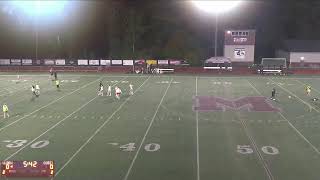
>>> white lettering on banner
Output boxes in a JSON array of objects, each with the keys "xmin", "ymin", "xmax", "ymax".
[{"xmin": 233, "ymin": 38, "xmax": 247, "ymax": 43}]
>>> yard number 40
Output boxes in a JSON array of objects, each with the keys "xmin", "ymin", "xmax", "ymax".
[{"xmin": 237, "ymin": 145, "xmax": 279, "ymax": 155}]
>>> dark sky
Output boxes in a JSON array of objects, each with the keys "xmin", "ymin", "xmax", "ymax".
[{"xmin": 0, "ymin": 0, "xmax": 319, "ymax": 63}]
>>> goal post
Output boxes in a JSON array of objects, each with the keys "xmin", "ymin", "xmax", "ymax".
[{"xmin": 261, "ymin": 58, "xmax": 287, "ymax": 69}]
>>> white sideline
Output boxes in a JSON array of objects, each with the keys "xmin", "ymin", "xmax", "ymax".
[
  {"xmin": 246, "ymin": 79, "xmax": 320, "ymax": 155},
  {"xmin": 0, "ymin": 77, "xmax": 102, "ymax": 132},
  {"xmin": 54, "ymin": 76, "xmax": 150, "ymax": 177},
  {"xmin": 4, "ymin": 77, "xmax": 128, "ymax": 160},
  {"xmin": 123, "ymin": 78, "xmax": 173, "ymax": 180},
  {"xmin": 195, "ymin": 77, "xmax": 200, "ymax": 180}
]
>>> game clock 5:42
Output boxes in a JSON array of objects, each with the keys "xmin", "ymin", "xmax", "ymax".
[{"xmin": 1, "ymin": 160, "xmax": 54, "ymax": 178}]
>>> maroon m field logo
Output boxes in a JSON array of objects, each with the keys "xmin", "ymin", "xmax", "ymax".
[{"xmin": 193, "ymin": 96, "xmax": 280, "ymax": 112}]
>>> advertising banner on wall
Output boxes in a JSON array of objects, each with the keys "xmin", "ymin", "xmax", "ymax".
[
  {"xmin": 134, "ymin": 60, "xmax": 145, "ymax": 65},
  {"xmin": 100, "ymin": 60, "xmax": 111, "ymax": 66},
  {"xmin": 78, "ymin": 59, "xmax": 88, "ymax": 65},
  {"xmin": 146, "ymin": 60, "xmax": 157, "ymax": 65},
  {"xmin": 111, "ymin": 60, "xmax": 122, "ymax": 65},
  {"xmin": 123, "ymin": 60, "xmax": 134, "ymax": 66},
  {"xmin": 22, "ymin": 59, "xmax": 33, "ymax": 65},
  {"xmin": 44, "ymin": 59, "xmax": 55, "ymax": 65},
  {"xmin": 169, "ymin": 60, "xmax": 181, "ymax": 65},
  {"xmin": 55, "ymin": 59, "xmax": 66, "ymax": 65},
  {"xmin": 10, "ymin": 59, "xmax": 21, "ymax": 65},
  {"xmin": 89, "ymin": 60, "xmax": 100, "ymax": 65},
  {"xmin": 158, "ymin": 60, "xmax": 168, "ymax": 65},
  {"xmin": 0, "ymin": 59, "xmax": 10, "ymax": 65}
]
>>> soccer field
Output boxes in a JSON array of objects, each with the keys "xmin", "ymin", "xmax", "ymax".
[{"xmin": 1, "ymin": 73, "xmax": 320, "ymax": 180}]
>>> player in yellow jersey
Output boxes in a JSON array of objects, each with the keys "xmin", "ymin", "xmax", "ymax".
[
  {"xmin": 2, "ymin": 104, "xmax": 9, "ymax": 119},
  {"xmin": 55, "ymin": 80, "xmax": 60, "ymax": 90},
  {"xmin": 306, "ymin": 85, "xmax": 311, "ymax": 96}
]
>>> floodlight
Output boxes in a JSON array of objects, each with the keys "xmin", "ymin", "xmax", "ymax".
[
  {"xmin": 7, "ymin": 1, "xmax": 68, "ymax": 17},
  {"xmin": 191, "ymin": 1, "xmax": 241, "ymax": 14}
]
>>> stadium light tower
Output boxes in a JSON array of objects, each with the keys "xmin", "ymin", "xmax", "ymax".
[
  {"xmin": 3, "ymin": 0, "xmax": 69, "ymax": 60},
  {"xmin": 191, "ymin": 1, "xmax": 242, "ymax": 57}
]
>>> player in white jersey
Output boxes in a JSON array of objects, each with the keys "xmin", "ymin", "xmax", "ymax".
[
  {"xmin": 35, "ymin": 84, "xmax": 40, "ymax": 96},
  {"xmin": 129, "ymin": 83, "xmax": 133, "ymax": 95},
  {"xmin": 98, "ymin": 83, "xmax": 104, "ymax": 96},
  {"xmin": 107, "ymin": 85, "xmax": 112, "ymax": 96},
  {"xmin": 115, "ymin": 86, "xmax": 122, "ymax": 100}
]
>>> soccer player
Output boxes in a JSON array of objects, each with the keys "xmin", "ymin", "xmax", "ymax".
[
  {"xmin": 55, "ymin": 80, "xmax": 60, "ymax": 89},
  {"xmin": 271, "ymin": 88, "xmax": 276, "ymax": 101},
  {"xmin": 2, "ymin": 104, "xmax": 9, "ymax": 119},
  {"xmin": 129, "ymin": 83, "xmax": 134, "ymax": 95},
  {"xmin": 107, "ymin": 85, "xmax": 112, "ymax": 96},
  {"xmin": 35, "ymin": 84, "xmax": 40, "ymax": 96},
  {"xmin": 31, "ymin": 85, "xmax": 36, "ymax": 96},
  {"xmin": 54, "ymin": 72, "xmax": 58, "ymax": 81},
  {"xmin": 98, "ymin": 83, "xmax": 104, "ymax": 96},
  {"xmin": 306, "ymin": 85, "xmax": 311, "ymax": 96},
  {"xmin": 115, "ymin": 86, "xmax": 122, "ymax": 100}
]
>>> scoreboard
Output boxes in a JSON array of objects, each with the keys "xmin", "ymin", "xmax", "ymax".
[
  {"xmin": 224, "ymin": 29, "xmax": 256, "ymax": 66},
  {"xmin": 1, "ymin": 161, "xmax": 54, "ymax": 178}
]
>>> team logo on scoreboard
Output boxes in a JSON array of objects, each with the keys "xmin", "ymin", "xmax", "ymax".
[
  {"xmin": 193, "ymin": 96, "xmax": 280, "ymax": 112},
  {"xmin": 234, "ymin": 48, "xmax": 246, "ymax": 59}
]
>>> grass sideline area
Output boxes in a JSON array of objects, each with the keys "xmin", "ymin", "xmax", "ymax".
[{"xmin": 0, "ymin": 73, "xmax": 320, "ymax": 180}]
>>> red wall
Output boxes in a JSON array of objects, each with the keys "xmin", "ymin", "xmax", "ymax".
[{"xmin": 1, "ymin": 66, "xmax": 320, "ymax": 75}]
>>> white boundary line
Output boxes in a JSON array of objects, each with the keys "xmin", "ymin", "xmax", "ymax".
[
  {"xmin": 4, "ymin": 77, "xmax": 128, "ymax": 160},
  {"xmin": 0, "ymin": 77, "xmax": 103, "ymax": 132},
  {"xmin": 246, "ymin": 79, "xmax": 320, "ymax": 155},
  {"xmin": 123, "ymin": 78, "xmax": 173, "ymax": 180},
  {"xmin": 267, "ymin": 78, "xmax": 319, "ymax": 113},
  {"xmin": 54, "ymin": 76, "xmax": 150, "ymax": 177},
  {"xmin": 195, "ymin": 77, "xmax": 200, "ymax": 180}
]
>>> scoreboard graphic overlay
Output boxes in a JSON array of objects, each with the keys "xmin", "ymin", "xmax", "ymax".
[{"xmin": 1, "ymin": 161, "xmax": 54, "ymax": 178}]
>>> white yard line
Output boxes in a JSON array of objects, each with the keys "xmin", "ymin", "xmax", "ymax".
[
  {"xmin": 246, "ymin": 79, "xmax": 320, "ymax": 155},
  {"xmin": 196, "ymin": 77, "xmax": 200, "ymax": 180},
  {"xmin": 4, "ymin": 77, "xmax": 128, "ymax": 161},
  {"xmin": 123, "ymin": 78, "xmax": 173, "ymax": 180},
  {"xmin": 237, "ymin": 113, "xmax": 274, "ymax": 180},
  {"xmin": 0, "ymin": 77, "xmax": 102, "ymax": 132},
  {"xmin": 218, "ymin": 78, "xmax": 273, "ymax": 180},
  {"xmin": 54, "ymin": 76, "xmax": 150, "ymax": 177},
  {"xmin": 268, "ymin": 78, "xmax": 320, "ymax": 113}
]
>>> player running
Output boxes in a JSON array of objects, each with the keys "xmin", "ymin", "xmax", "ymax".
[
  {"xmin": 55, "ymin": 80, "xmax": 60, "ymax": 90},
  {"xmin": 115, "ymin": 86, "xmax": 122, "ymax": 100},
  {"xmin": 31, "ymin": 85, "xmax": 36, "ymax": 96},
  {"xmin": 107, "ymin": 85, "xmax": 112, "ymax": 96},
  {"xmin": 306, "ymin": 85, "xmax": 311, "ymax": 96},
  {"xmin": 271, "ymin": 88, "xmax": 276, "ymax": 101},
  {"xmin": 98, "ymin": 82, "xmax": 104, "ymax": 96},
  {"xmin": 35, "ymin": 84, "xmax": 40, "ymax": 96},
  {"xmin": 2, "ymin": 104, "xmax": 9, "ymax": 119},
  {"xmin": 129, "ymin": 83, "xmax": 133, "ymax": 95}
]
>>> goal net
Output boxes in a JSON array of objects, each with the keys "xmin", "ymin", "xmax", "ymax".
[{"xmin": 261, "ymin": 58, "xmax": 287, "ymax": 69}]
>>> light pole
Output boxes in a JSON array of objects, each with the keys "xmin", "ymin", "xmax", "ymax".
[{"xmin": 192, "ymin": 1, "xmax": 242, "ymax": 57}]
